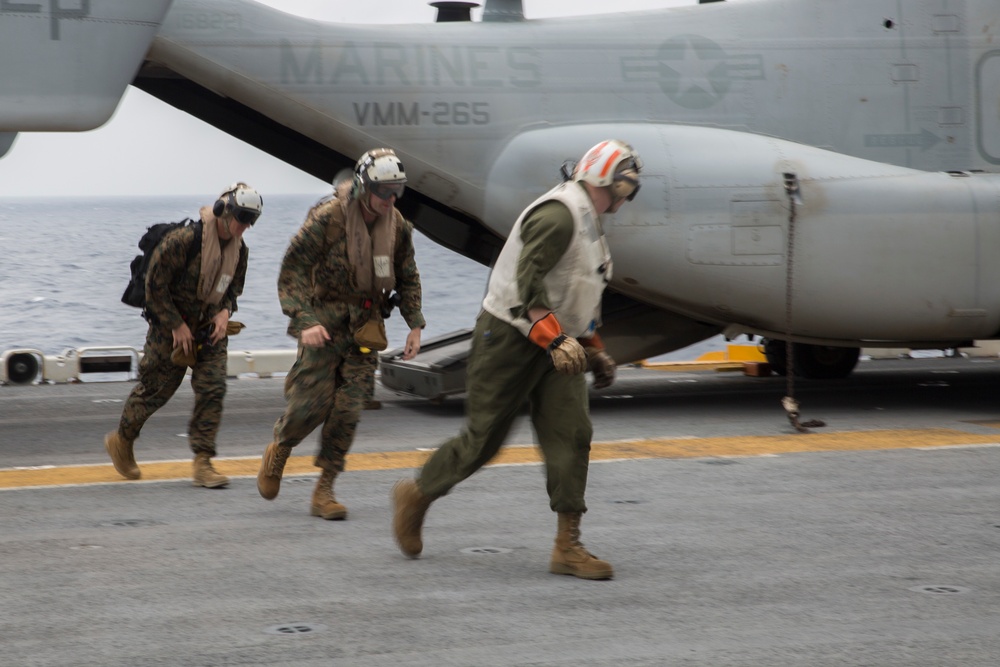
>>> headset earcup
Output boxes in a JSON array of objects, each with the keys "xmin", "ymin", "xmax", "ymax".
[{"xmin": 212, "ymin": 198, "xmax": 226, "ymax": 217}]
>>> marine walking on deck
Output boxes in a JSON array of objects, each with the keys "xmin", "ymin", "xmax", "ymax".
[
  {"xmin": 104, "ymin": 182, "xmax": 262, "ymax": 488},
  {"xmin": 257, "ymin": 148, "xmax": 425, "ymax": 520},
  {"xmin": 392, "ymin": 140, "xmax": 642, "ymax": 580}
]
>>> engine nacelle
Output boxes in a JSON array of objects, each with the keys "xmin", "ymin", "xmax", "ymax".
[{"xmin": 485, "ymin": 124, "xmax": 1000, "ymax": 347}]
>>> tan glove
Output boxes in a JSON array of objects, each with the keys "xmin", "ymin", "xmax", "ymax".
[
  {"xmin": 550, "ymin": 335, "xmax": 587, "ymax": 375},
  {"xmin": 586, "ymin": 349, "xmax": 617, "ymax": 389},
  {"xmin": 528, "ymin": 312, "xmax": 587, "ymax": 375},
  {"xmin": 226, "ymin": 321, "xmax": 245, "ymax": 336}
]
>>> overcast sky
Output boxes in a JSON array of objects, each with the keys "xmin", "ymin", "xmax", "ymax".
[{"xmin": 0, "ymin": 0, "xmax": 705, "ymax": 198}]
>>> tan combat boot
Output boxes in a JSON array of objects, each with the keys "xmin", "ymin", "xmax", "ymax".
[
  {"xmin": 550, "ymin": 512, "xmax": 614, "ymax": 580},
  {"xmin": 257, "ymin": 442, "xmax": 292, "ymax": 500},
  {"xmin": 311, "ymin": 469, "xmax": 347, "ymax": 520},
  {"xmin": 392, "ymin": 478, "xmax": 433, "ymax": 558},
  {"xmin": 104, "ymin": 430, "xmax": 141, "ymax": 480},
  {"xmin": 192, "ymin": 452, "xmax": 229, "ymax": 488}
]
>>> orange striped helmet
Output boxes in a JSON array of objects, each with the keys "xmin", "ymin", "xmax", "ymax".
[{"xmin": 575, "ymin": 139, "xmax": 643, "ymax": 201}]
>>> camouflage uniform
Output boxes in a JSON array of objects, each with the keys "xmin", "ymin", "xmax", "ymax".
[
  {"xmin": 117, "ymin": 224, "xmax": 248, "ymax": 456},
  {"xmin": 273, "ymin": 196, "xmax": 424, "ymax": 473}
]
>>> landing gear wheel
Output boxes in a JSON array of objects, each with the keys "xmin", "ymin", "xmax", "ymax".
[
  {"xmin": 794, "ymin": 344, "xmax": 860, "ymax": 379},
  {"xmin": 762, "ymin": 339, "xmax": 788, "ymax": 376},
  {"xmin": 761, "ymin": 340, "xmax": 859, "ymax": 379}
]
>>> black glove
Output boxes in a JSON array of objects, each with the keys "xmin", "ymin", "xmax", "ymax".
[{"xmin": 586, "ymin": 349, "xmax": 616, "ymax": 389}]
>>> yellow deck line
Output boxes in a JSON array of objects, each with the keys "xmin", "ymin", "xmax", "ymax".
[
  {"xmin": 639, "ymin": 360, "xmax": 746, "ymax": 372},
  {"xmin": 1, "ymin": 428, "xmax": 998, "ymax": 490}
]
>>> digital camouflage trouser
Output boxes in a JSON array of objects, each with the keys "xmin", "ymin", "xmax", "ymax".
[
  {"xmin": 273, "ymin": 339, "xmax": 377, "ymax": 473},
  {"xmin": 118, "ymin": 324, "xmax": 229, "ymax": 456},
  {"xmin": 417, "ymin": 311, "xmax": 593, "ymax": 513}
]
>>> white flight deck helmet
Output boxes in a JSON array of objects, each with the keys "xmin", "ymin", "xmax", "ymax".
[
  {"xmin": 212, "ymin": 182, "xmax": 263, "ymax": 225},
  {"xmin": 351, "ymin": 148, "xmax": 407, "ymax": 202},
  {"xmin": 574, "ymin": 140, "xmax": 643, "ymax": 202}
]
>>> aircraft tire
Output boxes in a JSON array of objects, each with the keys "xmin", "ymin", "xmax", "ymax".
[
  {"xmin": 762, "ymin": 339, "xmax": 788, "ymax": 376},
  {"xmin": 793, "ymin": 344, "xmax": 860, "ymax": 379},
  {"xmin": 762, "ymin": 340, "xmax": 860, "ymax": 379}
]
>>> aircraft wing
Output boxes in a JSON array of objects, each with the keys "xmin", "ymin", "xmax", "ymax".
[
  {"xmin": 0, "ymin": 132, "xmax": 15, "ymax": 159},
  {"xmin": 0, "ymin": 1, "xmax": 173, "ymax": 132}
]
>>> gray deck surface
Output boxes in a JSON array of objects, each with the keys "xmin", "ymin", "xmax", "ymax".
[{"xmin": 2, "ymin": 357, "xmax": 998, "ymax": 666}]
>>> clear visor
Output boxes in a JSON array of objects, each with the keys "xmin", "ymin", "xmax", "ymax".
[{"xmin": 370, "ymin": 182, "xmax": 406, "ymax": 201}]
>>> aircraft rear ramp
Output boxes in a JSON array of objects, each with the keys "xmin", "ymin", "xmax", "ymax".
[{"xmin": 378, "ymin": 329, "xmax": 473, "ymax": 401}]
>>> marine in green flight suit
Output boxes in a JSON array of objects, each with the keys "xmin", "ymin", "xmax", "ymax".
[{"xmin": 392, "ymin": 140, "xmax": 643, "ymax": 580}]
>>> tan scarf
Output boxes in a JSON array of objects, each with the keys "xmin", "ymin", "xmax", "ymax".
[
  {"xmin": 197, "ymin": 207, "xmax": 241, "ymax": 305},
  {"xmin": 345, "ymin": 199, "xmax": 396, "ymax": 295}
]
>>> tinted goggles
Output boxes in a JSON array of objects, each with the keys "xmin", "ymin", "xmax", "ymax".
[
  {"xmin": 370, "ymin": 182, "xmax": 406, "ymax": 201},
  {"xmin": 616, "ymin": 171, "xmax": 641, "ymax": 202},
  {"xmin": 233, "ymin": 207, "xmax": 260, "ymax": 226}
]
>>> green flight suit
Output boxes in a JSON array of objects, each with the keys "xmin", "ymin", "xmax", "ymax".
[{"xmin": 417, "ymin": 200, "xmax": 594, "ymax": 513}]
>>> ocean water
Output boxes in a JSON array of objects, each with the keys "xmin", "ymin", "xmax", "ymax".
[
  {"xmin": 0, "ymin": 194, "xmax": 723, "ymax": 361},
  {"xmin": 0, "ymin": 194, "xmax": 489, "ymax": 357}
]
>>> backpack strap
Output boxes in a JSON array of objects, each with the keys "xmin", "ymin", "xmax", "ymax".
[{"xmin": 185, "ymin": 218, "xmax": 203, "ymax": 266}]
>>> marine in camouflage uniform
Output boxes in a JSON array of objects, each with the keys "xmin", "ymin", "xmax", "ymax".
[
  {"xmin": 257, "ymin": 148, "xmax": 425, "ymax": 520},
  {"xmin": 104, "ymin": 183, "xmax": 261, "ymax": 488},
  {"xmin": 392, "ymin": 140, "xmax": 643, "ymax": 581}
]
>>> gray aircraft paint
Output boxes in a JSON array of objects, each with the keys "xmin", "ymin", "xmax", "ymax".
[
  {"xmin": 1, "ymin": 0, "xmax": 92, "ymax": 40},
  {"xmin": 621, "ymin": 34, "xmax": 766, "ymax": 109},
  {"xmin": 143, "ymin": 0, "xmax": 999, "ymax": 184},
  {"xmin": 0, "ymin": 132, "xmax": 14, "ymax": 159},
  {"xmin": 278, "ymin": 41, "xmax": 543, "ymax": 89},
  {"xmin": 0, "ymin": 0, "xmax": 173, "ymax": 131},
  {"xmin": 3, "ymin": 0, "xmax": 1000, "ymax": 362}
]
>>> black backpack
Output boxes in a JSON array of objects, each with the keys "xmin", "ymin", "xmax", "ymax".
[{"xmin": 121, "ymin": 219, "xmax": 203, "ymax": 316}]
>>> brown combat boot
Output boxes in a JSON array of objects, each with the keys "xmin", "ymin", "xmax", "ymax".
[
  {"xmin": 257, "ymin": 442, "xmax": 292, "ymax": 500},
  {"xmin": 550, "ymin": 512, "xmax": 614, "ymax": 580},
  {"xmin": 192, "ymin": 452, "xmax": 229, "ymax": 488},
  {"xmin": 104, "ymin": 430, "xmax": 140, "ymax": 480},
  {"xmin": 310, "ymin": 469, "xmax": 347, "ymax": 520},
  {"xmin": 392, "ymin": 478, "xmax": 433, "ymax": 558}
]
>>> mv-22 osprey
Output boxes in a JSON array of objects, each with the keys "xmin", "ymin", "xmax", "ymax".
[{"xmin": 2, "ymin": 0, "xmax": 1000, "ymax": 381}]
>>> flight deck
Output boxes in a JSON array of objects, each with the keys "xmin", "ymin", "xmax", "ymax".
[{"xmin": 2, "ymin": 357, "xmax": 999, "ymax": 666}]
